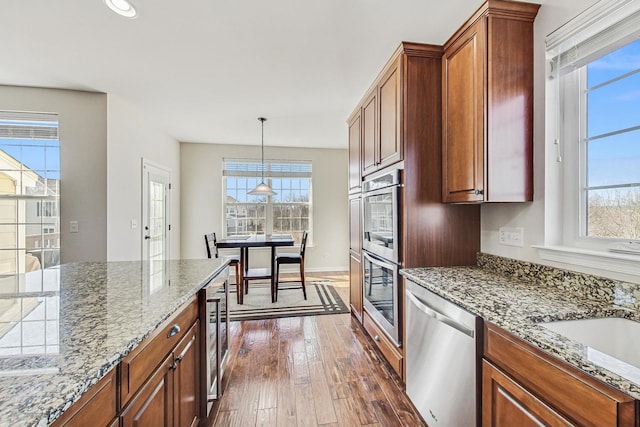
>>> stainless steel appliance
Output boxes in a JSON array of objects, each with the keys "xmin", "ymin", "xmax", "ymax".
[
  {"xmin": 199, "ymin": 266, "xmax": 230, "ymax": 418},
  {"xmin": 362, "ymin": 169, "xmax": 401, "ymax": 263},
  {"xmin": 405, "ymin": 280, "xmax": 481, "ymax": 427},
  {"xmin": 362, "ymin": 251, "xmax": 401, "ymax": 345}
]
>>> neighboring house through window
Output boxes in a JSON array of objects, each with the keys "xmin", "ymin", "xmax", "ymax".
[
  {"xmin": 0, "ymin": 110, "xmax": 60, "ymax": 356},
  {"xmin": 222, "ymin": 159, "xmax": 312, "ymax": 244}
]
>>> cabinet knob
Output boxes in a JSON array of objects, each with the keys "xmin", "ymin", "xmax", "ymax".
[
  {"xmin": 170, "ymin": 362, "xmax": 178, "ymax": 371},
  {"xmin": 374, "ymin": 335, "xmax": 380, "ymax": 342},
  {"xmin": 167, "ymin": 324, "xmax": 181, "ymax": 338},
  {"xmin": 175, "ymin": 355, "xmax": 183, "ymax": 363},
  {"xmin": 474, "ymin": 189, "xmax": 484, "ymax": 196}
]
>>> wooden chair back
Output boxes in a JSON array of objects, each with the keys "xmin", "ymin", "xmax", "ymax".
[
  {"xmin": 204, "ymin": 232, "xmax": 220, "ymax": 259},
  {"xmin": 299, "ymin": 231, "xmax": 308, "ymax": 257}
]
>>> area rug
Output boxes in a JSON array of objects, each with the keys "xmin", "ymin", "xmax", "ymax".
[{"xmin": 225, "ymin": 281, "xmax": 349, "ymax": 321}]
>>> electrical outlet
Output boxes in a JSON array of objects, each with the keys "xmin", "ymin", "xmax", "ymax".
[
  {"xmin": 499, "ymin": 227, "xmax": 524, "ymax": 247},
  {"xmin": 131, "ymin": 219, "xmax": 138, "ymax": 229},
  {"xmin": 70, "ymin": 220, "xmax": 79, "ymax": 233}
]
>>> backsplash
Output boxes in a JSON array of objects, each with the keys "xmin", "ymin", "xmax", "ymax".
[{"xmin": 477, "ymin": 253, "xmax": 640, "ymax": 310}]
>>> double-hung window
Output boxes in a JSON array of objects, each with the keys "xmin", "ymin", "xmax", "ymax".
[
  {"xmin": 543, "ymin": 0, "xmax": 640, "ymax": 274},
  {"xmin": 222, "ymin": 159, "xmax": 312, "ymax": 244}
]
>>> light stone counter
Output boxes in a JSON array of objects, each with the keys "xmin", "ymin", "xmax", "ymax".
[
  {"xmin": 0, "ymin": 259, "xmax": 228, "ymax": 427},
  {"xmin": 401, "ymin": 253, "xmax": 640, "ymax": 400}
]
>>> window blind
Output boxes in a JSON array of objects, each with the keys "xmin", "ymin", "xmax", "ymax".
[
  {"xmin": 223, "ymin": 158, "xmax": 312, "ymax": 178},
  {"xmin": 0, "ymin": 111, "xmax": 59, "ymax": 140},
  {"xmin": 547, "ymin": 0, "xmax": 640, "ymax": 77}
]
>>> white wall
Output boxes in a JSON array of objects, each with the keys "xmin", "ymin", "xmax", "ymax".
[
  {"xmin": 180, "ymin": 142, "xmax": 349, "ymax": 271},
  {"xmin": 0, "ymin": 85, "xmax": 108, "ymax": 263},
  {"xmin": 479, "ymin": 0, "xmax": 640, "ymax": 282},
  {"xmin": 107, "ymin": 95, "xmax": 181, "ymax": 261}
]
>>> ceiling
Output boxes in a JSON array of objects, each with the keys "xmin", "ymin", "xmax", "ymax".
[{"xmin": 0, "ymin": 0, "xmax": 492, "ymax": 149}]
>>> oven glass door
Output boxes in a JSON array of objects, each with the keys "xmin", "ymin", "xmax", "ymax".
[
  {"xmin": 362, "ymin": 186, "xmax": 399, "ymax": 262},
  {"xmin": 362, "ymin": 251, "xmax": 400, "ymax": 346}
]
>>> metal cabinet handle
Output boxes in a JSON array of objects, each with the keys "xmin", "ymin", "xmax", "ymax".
[
  {"xmin": 474, "ymin": 189, "xmax": 484, "ymax": 196},
  {"xmin": 167, "ymin": 324, "xmax": 181, "ymax": 338}
]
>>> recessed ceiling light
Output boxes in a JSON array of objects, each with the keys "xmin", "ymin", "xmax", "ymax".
[{"xmin": 104, "ymin": 0, "xmax": 137, "ymax": 18}]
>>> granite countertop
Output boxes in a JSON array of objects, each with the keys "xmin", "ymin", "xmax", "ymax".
[
  {"xmin": 400, "ymin": 254, "xmax": 640, "ymax": 400},
  {"xmin": 0, "ymin": 259, "xmax": 228, "ymax": 427}
]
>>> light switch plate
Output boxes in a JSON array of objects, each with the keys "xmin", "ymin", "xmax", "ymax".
[
  {"xmin": 131, "ymin": 219, "xmax": 138, "ymax": 229},
  {"xmin": 499, "ymin": 227, "xmax": 524, "ymax": 247},
  {"xmin": 70, "ymin": 220, "xmax": 79, "ymax": 233}
]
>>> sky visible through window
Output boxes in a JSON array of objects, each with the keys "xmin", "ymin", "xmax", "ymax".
[
  {"xmin": 587, "ymin": 38, "xmax": 640, "ymax": 188},
  {"xmin": 0, "ymin": 137, "xmax": 60, "ymax": 180}
]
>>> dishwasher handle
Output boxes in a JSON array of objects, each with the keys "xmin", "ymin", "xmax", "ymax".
[{"xmin": 406, "ymin": 290, "xmax": 475, "ymax": 338}]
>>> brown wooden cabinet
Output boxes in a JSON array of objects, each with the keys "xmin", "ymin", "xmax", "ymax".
[
  {"xmin": 359, "ymin": 60, "xmax": 402, "ymax": 178},
  {"xmin": 349, "ymin": 255, "xmax": 362, "ymax": 321},
  {"xmin": 347, "ymin": 41, "xmax": 481, "ymax": 381},
  {"xmin": 348, "ymin": 112, "xmax": 362, "ymax": 193},
  {"xmin": 442, "ymin": 0, "xmax": 539, "ymax": 203},
  {"xmin": 172, "ymin": 322, "xmax": 200, "ymax": 427},
  {"xmin": 483, "ymin": 322, "xmax": 637, "ymax": 427},
  {"xmin": 483, "ymin": 360, "xmax": 574, "ymax": 427},
  {"xmin": 121, "ymin": 321, "xmax": 200, "ymax": 427},
  {"xmin": 361, "ymin": 88, "xmax": 378, "ymax": 176},
  {"xmin": 348, "ymin": 195, "xmax": 363, "ymax": 320},
  {"xmin": 121, "ymin": 354, "xmax": 174, "ymax": 427},
  {"xmin": 50, "ymin": 369, "xmax": 118, "ymax": 427}
]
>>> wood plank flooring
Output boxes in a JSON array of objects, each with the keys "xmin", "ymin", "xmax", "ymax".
[{"xmin": 213, "ymin": 273, "xmax": 425, "ymax": 427}]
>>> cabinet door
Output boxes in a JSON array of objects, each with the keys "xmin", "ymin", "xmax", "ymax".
[
  {"xmin": 361, "ymin": 89, "xmax": 378, "ymax": 176},
  {"xmin": 173, "ymin": 322, "xmax": 200, "ymax": 427},
  {"xmin": 378, "ymin": 62, "xmax": 402, "ymax": 170},
  {"xmin": 348, "ymin": 113, "xmax": 362, "ymax": 193},
  {"xmin": 349, "ymin": 255, "xmax": 362, "ymax": 320},
  {"xmin": 348, "ymin": 196, "xmax": 361, "ymax": 256},
  {"xmin": 121, "ymin": 354, "xmax": 174, "ymax": 427},
  {"xmin": 442, "ymin": 18, "xmax": 485, "ymax": 203},
  {"xmin": 482, "ymin": 360, "xmax": 574, "ymax": 427}
]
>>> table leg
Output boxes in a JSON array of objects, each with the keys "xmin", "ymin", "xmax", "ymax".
[{"xmin": 271, "ymin": 246, "xmax": 277, "ymax": 303}]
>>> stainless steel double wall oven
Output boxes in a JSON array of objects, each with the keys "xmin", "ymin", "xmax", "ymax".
[{"xmin": 361, "ymin": 168, "xmax": 402, "ymax": 346}]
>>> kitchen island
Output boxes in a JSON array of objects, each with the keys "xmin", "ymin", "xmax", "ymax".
[{"xmin": 0, "ymin": 259, "xmax": 228, "ymax": 427}]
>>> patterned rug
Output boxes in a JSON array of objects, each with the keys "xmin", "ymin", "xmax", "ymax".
[{"xmin": 225, "ymin": 281, "xmax": 349, "ymax": 321}]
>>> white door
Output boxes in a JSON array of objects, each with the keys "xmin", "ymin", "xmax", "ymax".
[{"xmin": 142, "ymin": 160, "xmax": 171, "ymax": 264}]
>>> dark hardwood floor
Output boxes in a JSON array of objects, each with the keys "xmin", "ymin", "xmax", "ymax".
[{"xmin": 213, "ymin": 273, "xmax": 425, "ymax": 427}]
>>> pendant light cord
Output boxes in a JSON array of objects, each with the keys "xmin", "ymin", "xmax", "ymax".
[{"xmin": 259, "ymin": 117, "xmax": 267, "ymax": 181}]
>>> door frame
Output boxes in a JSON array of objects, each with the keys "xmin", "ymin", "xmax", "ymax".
[{"xmin": 142, "ymin": 158, "xmax": 172, "ymax": 262}]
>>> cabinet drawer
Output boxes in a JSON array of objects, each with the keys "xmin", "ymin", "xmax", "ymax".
[
  {"xmin": 120, "ymin": 297, "xmax": 198, "ymax": 405},
  {"xmin": 51, "ymin": 369, "xmax": 117, "ymax": 427},
  {"xmin": 363, "ymin": 310, "xmax": 403, "ymax": 379},
  {"xmin": 484, "ymin": 323, "xmax": 636, "ymax": 427}
]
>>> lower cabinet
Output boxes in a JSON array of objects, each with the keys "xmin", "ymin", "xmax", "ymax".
[
  {"xmin": 362, "ymin": 310, "xmax": 403, "ymax": 379},
  {"xmin": 483, "ymin": 360, "xmax": 573, "ymax": 426},
  {"xmin": 121, "ymin": 354, "xmax": 174, "ymax": 427},
  {"xmin": 121, "ymin": 321, "xmax": 200, "ymax": 427},
  {"xmin": 483, "ymin": 322, "xmax": 637, "ymax": 427},
  {"xmin": 349, "ymin": 254, "xmax": 362, "ymax": 320}
]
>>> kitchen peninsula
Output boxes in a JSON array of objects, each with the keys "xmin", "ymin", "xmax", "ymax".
[{"xmin": 0, "ymin": 259, "xmax": 229, "ymax": 427}]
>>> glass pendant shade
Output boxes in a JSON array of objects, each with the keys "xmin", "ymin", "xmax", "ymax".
[
  {"xmin": 248, "ymin": 117, "xmax": 277, "ymax": 196},
  {"xmin": 248, "ymin": 181, "xmax": 276, "ymax": 196}
]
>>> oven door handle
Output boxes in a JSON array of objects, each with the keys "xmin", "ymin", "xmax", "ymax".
[
  {"xmin": 406, "ymin": 290, "xmax": 474, "ymax": 338},
  {"xmin": 363, "ymin": 251, "xmax": 397, "ymax": 270}
]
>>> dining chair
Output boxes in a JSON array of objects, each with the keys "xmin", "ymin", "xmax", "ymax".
[
  {"xmin": 204, "ymin": 232, "xmax": 240, "ymax": 291},
  {"xmin": 274, "ymin": 231, "xmax": 308, "ymax": 301}
]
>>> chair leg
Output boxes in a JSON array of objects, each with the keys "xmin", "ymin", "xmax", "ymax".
[
  {"xmin": 233, "ymin": 263, "xmax": 241, "ymax": 305},
  {"xmin": 300, "ymin": 259, "xmax": 306, "ymax": 300},
  {"xmin": 275, "ymin": 261, "xmax": 280, "ymax": 302}
]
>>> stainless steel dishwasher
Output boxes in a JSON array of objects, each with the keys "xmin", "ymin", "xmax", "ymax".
[{"xmin": 405, "ymin": 280, "xmax": 481, "ymax": 427}]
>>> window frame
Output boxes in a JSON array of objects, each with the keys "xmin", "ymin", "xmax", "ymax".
[
  {"xmin": 538, "ymin": 0, "xmax": 640, "ymax": 277},
  {"xmin": 222, "ymin": 158, "xmax": 313, "ymax": 245}
]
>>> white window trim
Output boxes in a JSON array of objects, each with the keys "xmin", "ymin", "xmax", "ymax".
[
  {"xmin": 539, "ymin": 0, "xmax": 640, "ymax": 277},
  {"xmin": 221, "ymin": 158, "xmax": 313, "ymax": 245}
]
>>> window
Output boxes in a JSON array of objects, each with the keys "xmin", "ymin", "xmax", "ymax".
[
  {"xmin": 541, "ymin": 0, "xmax": 640, "ymax": 275},
  {"xmin": 0, "ymin": 111, "xmax": 60, "ymax": 294},
  {"xmin": 223, "ymin": 159, "xmax": 312, "ymax": 243}
]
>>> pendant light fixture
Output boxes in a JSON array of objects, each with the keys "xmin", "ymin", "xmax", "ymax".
[{"xmin": 248, "ymin": 117, "xmax": 277, "ymax": 196}]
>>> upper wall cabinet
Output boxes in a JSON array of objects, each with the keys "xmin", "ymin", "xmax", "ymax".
[
  {"xmin": 359, "ymin": 58, "xmax": 402, "ymax": 178},
  {"xmin": 348, "ymin": 111, "xmax": 362, "ymax": 193},
  {"xmin": 442, "ymin": 0, "xmax": 540, "ymax": 203}
]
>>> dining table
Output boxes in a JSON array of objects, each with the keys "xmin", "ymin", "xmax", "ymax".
[{"xmin": 215, "ymin": 233, "xmax": 295, "ymax": 304}]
